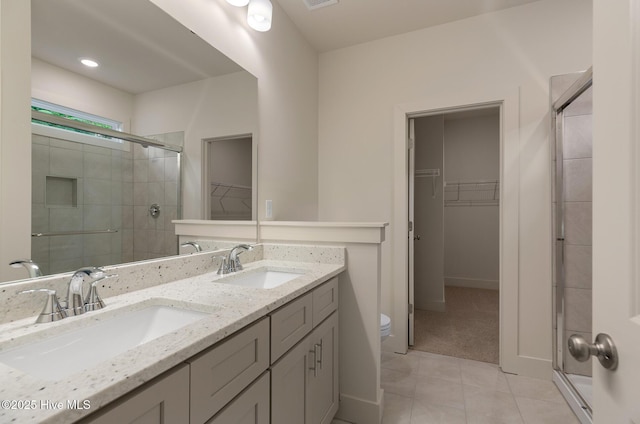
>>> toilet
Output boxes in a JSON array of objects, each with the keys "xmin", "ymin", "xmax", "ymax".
[{"xmin": 380, "ymin": 313, "xmax": 391, "ymax": 341}]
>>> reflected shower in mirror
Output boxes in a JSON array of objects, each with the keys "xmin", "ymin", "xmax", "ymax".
[
  {"xmin": 31, "ymin": 113, "xmax": 183, "ymax": 276},
  {"xmin": 22, "ymin": 0, "xmax": 259, "ymax": 278}
]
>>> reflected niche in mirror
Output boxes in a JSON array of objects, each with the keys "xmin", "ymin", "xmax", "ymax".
[{"xmin": 24, "ymin": 0, "xmax": 259, "ymax": 279}]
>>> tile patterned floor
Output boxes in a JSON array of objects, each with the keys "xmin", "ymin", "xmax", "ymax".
[{"xmin": 378, "ymin": 349, "xmax": 580, "ymax": 424}]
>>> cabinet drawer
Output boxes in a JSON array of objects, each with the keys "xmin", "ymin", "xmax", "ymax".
[
  {"xmin": 271, "ymin": 292, "xmax": 313, "ymax": 362},
  {"xmin": 312, "ymin": 277, "xmax": 338, "ymax": 327},
  {"xmin": 81, "ymin": 364, "xmax": 189, "ymax": 424},
  {"xmin": 189, "ymin": 318, "xmax": 269, "ymax": 424},
  {"xmin": 206, "ymin": 371, "xmax": 270, "ymax": 424}
]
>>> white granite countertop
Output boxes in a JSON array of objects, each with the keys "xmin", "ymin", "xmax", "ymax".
[{"xmin": 0, "ymin": 259, "xmax": 344, "ymax": 423}]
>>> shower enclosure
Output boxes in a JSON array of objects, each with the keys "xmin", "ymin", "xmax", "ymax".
[
  {"xmin": 551, "ymin": 68, "xmax": 593, "ymax": 424},
  {"xmin": 31, "ymin": 113, "xmax": 182, "ymax": 276}
]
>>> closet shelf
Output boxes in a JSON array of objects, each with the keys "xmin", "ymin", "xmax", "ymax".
[
  {"xmin": 415, "ymin": 168, "xmax": 440, "ymax": 178},
  {"xmin": 444, "ymin": 180, "xmax": 499, "ymax": 207},
  {"xmin": 210, "ymin": 182, "xmax": 252, "ymax": 219}
]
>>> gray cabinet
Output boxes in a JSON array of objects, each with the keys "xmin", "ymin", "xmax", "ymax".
[
  {"xmin": 271, "ymin": 292, "xmax": 313, "ymax": 362},
  {"xmin": 271, "ymin": 311, "xmax": 339, "ymax": 424},
  {"xmin": 312, "ymin": 277, "xmax": 338, "ymax": 327},
  {"xmin": 207, "ymin": 371, "xmax": 270, "ymax": 424},
  {"xmin": 308, "ymin": 312, "xmax": 339, "ymax": 424},
  {"xmin": 81, "ymin": 364, "xmax": 190, "ymax": 424},
  {"xmin": 81, "ymin": 318, "xmax": 269, "ymax": 424},
  {"xmin": 189, "ymin": 317, "xmax": 269, "ymax": 424},
  {"xmin": 81, "ymin": 276, "xmax": 340, "ymax": 424},
  {"xmin": 271, "ymin": 330, "xmax": 311, "ymax": 424}
]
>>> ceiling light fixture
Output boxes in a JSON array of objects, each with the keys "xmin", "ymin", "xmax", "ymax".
[
  {"xmin": 80, "ymin": 58, "xmax": 99, "ymax": 68},
  {"xmin": 247, "ymin": 0, "xmax": 272, "ymax": 32},
  {"xmin": 225, "ymin": 0, "xmax": 272, "ymax": 32}
]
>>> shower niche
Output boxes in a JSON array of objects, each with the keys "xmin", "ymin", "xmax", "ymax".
[{"xmin": 45, "ymin": 176, "xmax": 78, "ymax": 208}]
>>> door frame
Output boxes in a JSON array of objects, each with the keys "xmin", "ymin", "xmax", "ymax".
[
  {"xmin": 201, "ymin": 133, "xmax": 258, "ymax": 221},
  {"xmin": 392, "ymin": 87, "xmax": 530, "ymax": 374},
  {"xmin": 406, "ymin": 106, "xmax": 501, "ymax": 348}
]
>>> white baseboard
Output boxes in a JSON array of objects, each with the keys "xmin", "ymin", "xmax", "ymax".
[
  {"xmin": 335, "ymin": 391, "xmax": 383, "ymax": 424},
  {"xmin": 501, "ymin": 355, "xmax": 553, "ymax": 379},
  {"xmin": 415, "ymin": 299, "xmax": 446, "ymax": 312},
  {"xmin": 445, "ymin": 277, "xmax": 499, "ymax": 290}
]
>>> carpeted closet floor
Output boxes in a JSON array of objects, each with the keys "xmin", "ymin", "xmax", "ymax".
[{"xmin": 412, "ymin": 286, "xmax": 499, "ymax": 364}]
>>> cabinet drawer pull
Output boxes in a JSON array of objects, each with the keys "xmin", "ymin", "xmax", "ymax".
[
  {"xmin": 317, "ymin": 341, "xmax": 323, "ymax": 370},
  {"xmin": 309, "ymin": 343, "xmax": 321, "ymax": 377}
]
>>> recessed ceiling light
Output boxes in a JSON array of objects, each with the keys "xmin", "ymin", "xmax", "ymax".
[{"xmin": 80, "ymin": 58, "xmax": 99, "ymax": 68}]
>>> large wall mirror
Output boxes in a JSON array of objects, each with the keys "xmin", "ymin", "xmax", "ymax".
[{"xmin": 23, "ymin": 0, "xmax": 259, "ymax": 278}]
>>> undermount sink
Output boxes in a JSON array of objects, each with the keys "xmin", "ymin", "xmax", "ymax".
[
  {"xmin": 222, "ymin": 269, "xmax": 304, "ymax": 289},
  {"xmin": 0, "ymin": 302, "xmax": 210, "ymax": 380}
]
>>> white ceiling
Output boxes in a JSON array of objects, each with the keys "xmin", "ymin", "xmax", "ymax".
[
  {"xmin": 31, "ymin": 0, "xmax": 545, "ymax": 95},
  {"xmin": 31, "ymin": 0, "xmax": 243, "ymax": 95},
  {"xmin": 274, "ymin": 0, "xmax": 545, "ymax": 52}
]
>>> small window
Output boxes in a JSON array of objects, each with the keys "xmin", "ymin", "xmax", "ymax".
[{"xmin": 31, "ymin": 99, "xmax": 123, "ymax": 143}]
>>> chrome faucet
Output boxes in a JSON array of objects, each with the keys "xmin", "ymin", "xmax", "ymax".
[
  {"xmin": 65, "ymin": 267, "xmax": 105, "ymax": 316},
  {"xmin": 181, "ymin": 241, "xmax": 203, "ymax": 252},
  {"xmin": 19, "ymin": 289, "xmax": 67, "ymax": 323},
  {"xmin": 20, "ymin": 267, "xmax": 116, "ymax": 324},
  {"xmin": 9, "ymin": 259, "xmax": 43, "ymax": 278},
  {"xmin": 228, "ymin": 244, "xmax": 253, "ymax": 273},
  {"xmin": 84, "ymin": 274, "xmax": 117, "ymax": 311},
  {"xmin": 216, "ymin": 244, "xmax": 254, "ymax": 275}
]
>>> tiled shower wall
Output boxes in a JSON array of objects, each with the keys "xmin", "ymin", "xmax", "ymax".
[
  {"xmin": 31, "ymin": 132, "xmax": 180, "ymax": 275},
  {"xmin": 131, "ymin": 137, "xmax": 180, "ymax": 262},
  {"xmin": 551, "ymin": 75, "xmax": 593, "ymax": 377},
  {"xmin": 32, "ymin": 134, "xmax": 128, "ymax": 275}
]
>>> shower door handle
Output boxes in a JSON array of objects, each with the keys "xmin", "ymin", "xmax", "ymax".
[{"xmin": 568, "ymin": 333, "xmax": 618, "ymax": 370}]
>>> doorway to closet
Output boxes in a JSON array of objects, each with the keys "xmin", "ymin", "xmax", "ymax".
[
  {"xmin": 408, "ymin": 107, "xmax": 500, "ymax": 364},
  {"xmin": 202, "ymin": 134, "xmax": 254, "ymax": 221}
]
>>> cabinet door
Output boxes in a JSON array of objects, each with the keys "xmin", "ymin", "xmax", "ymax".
[
  {"xmin": 312, "ymin": 277, "xmax": 338, "ymax": 327},
  {"xmin": 82, "ymin": 364, "xmax": 189, "ymax": 424},
  {"xmin": 271, "ymin": 335, "xmax": 311, "ymax": 424},
  {"xmin": 189, "ymin": 318, "xmax": 269, "ymax": 424},
  {"xmin": 271, "ymin": 292, "xmax": 313, "ymax": 363},
  {"xmin": 207, "ymin": 371, "xmax": 270, "ymax": 424},
  {"xmin": 308, "ymin": 312, "xmax": 339, "ymax": 424}
]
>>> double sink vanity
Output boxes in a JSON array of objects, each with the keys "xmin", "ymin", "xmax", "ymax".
[{"xmin": 0, "ymin": 244, "xmax": 345, "ymax": 423}]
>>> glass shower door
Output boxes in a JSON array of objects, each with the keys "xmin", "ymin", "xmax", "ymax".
[{"xmin": 551, "ymin": 69, "xmax": 593, "ymax": 423}]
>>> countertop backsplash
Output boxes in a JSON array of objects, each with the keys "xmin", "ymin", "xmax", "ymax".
[{"xmin": 0, "ymin": 243, "xmax": 344, "ymax": 325}]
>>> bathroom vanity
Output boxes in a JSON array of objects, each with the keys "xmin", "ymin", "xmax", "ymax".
[
  {"xmin": 84, "ymin": 277, "xmax": 338, "ymax": 424},
  {"xmin": 0, "ymin": 244, "xmax": 344, "ymax": 423}
]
